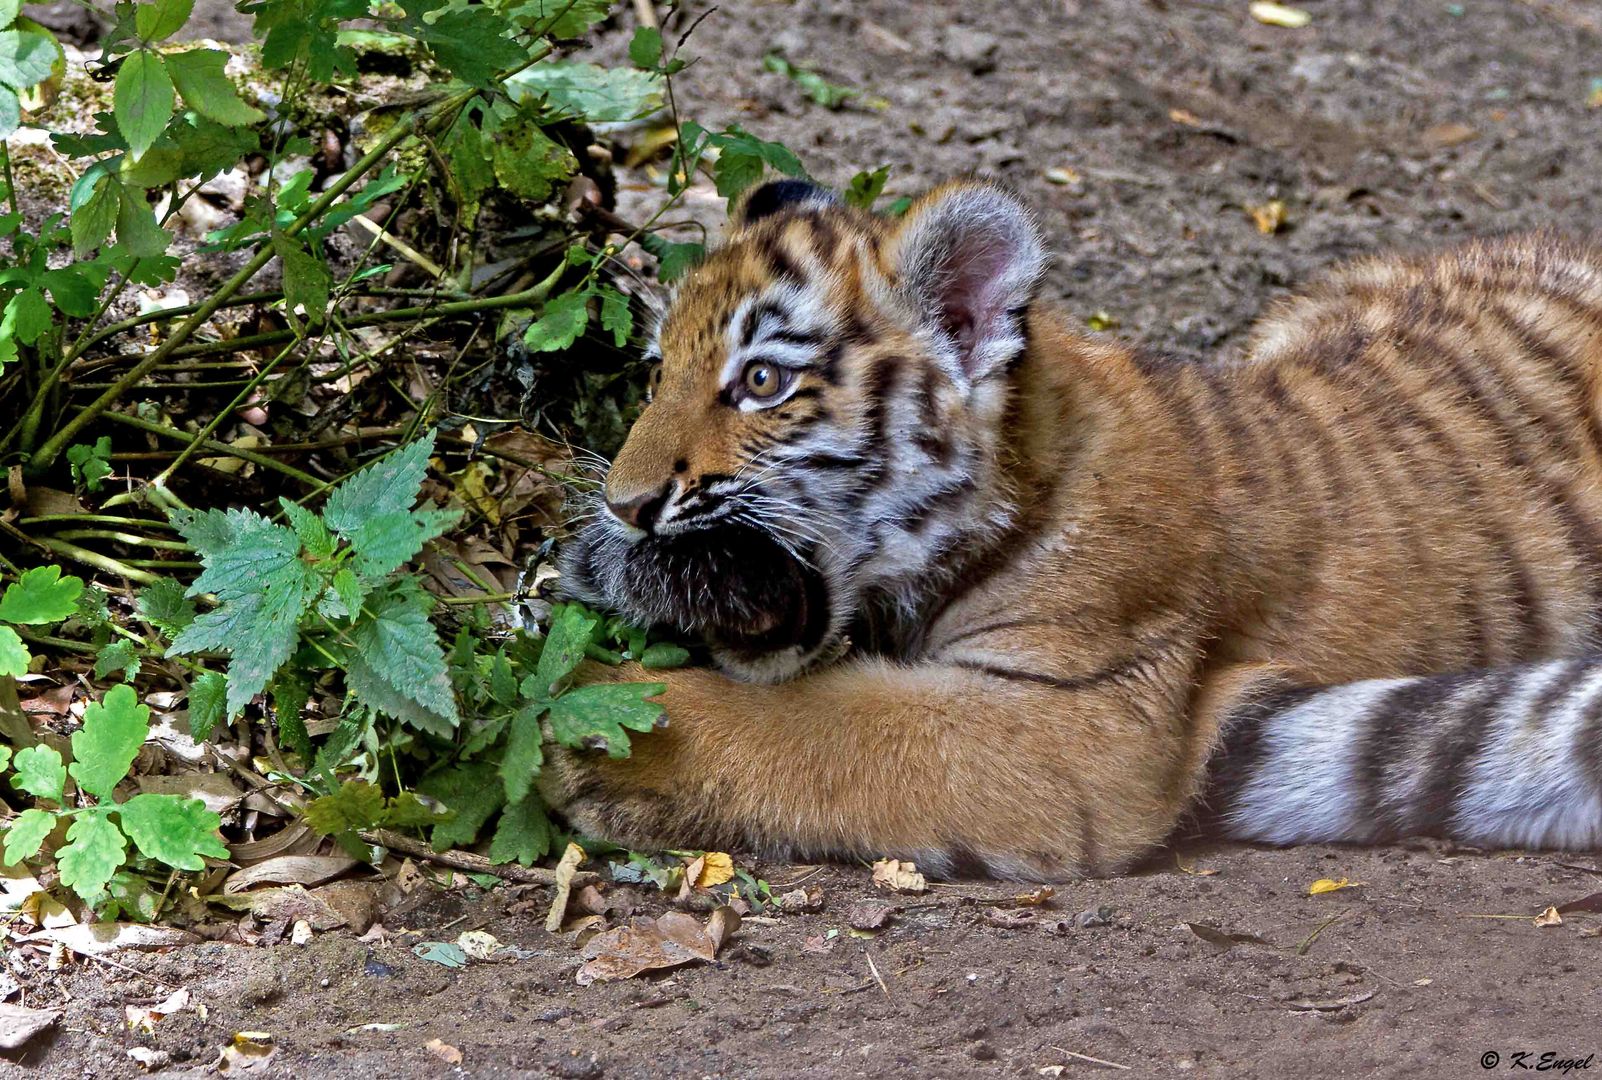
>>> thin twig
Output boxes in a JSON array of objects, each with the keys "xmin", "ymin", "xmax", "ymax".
[
  {"xmin": 1051, "ymin": 1047, "xmax": 1132, "ymax": 1071},
  {"xmin": 360, "ymin": 828, "xmax": 597, "ymax": 889}
]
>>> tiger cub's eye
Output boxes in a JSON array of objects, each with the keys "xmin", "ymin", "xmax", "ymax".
[{"xmin": 743, "ymin": 361, "xmax": 783, "ymax": 398}]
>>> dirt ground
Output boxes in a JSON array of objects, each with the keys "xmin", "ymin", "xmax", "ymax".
[{"xmin": 12, "ymin": 0, "xmax": 1602, "ymax": 1076}]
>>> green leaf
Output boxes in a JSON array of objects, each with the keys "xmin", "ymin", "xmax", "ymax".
[
  {"xmin": 523, "ymin": 288, "xmax": 589, "ymax": 352},
  {"xmin": 10, "ymin": 744, "xmax": 65, "ymax": 803},
  {"xmin": 598, "ymin": 285, "xmax": 632, "ymax": 347},
  {"xmin": 488, "ymin": 796, "xmax": 554, "ymax": 865},
  {"xmin": 68, "ymin": 683, "xmax": 149, "ymax": 800},
  {"xmin": 116, "ymin": 793, "xmax": 226, "ymax": 870},
  {"xmin": 2, "ymin": 807, "xmax": 56, "ymax": 866},
  {"xmin": 488, "ymin": 113, "xmax": 576, "ymax": 203},
  {"xmin": 271, "ymin": 233, "xmax": 330, "ymax": 316},
  {"xmin": 628, "ymin": 25, "xmax": 662, "ymax": 68},
  {"xmin": 506, "ymin": 62, "xmax": 661, "ymax": 123},
  {"xmin": 134, "ymin": 0, "xmax": 193, "ymax": 42},
  {"xmin": 135, "ymin": 577, "xmax": 196, "ymax": 638},
  {"xmin": 845, "ymin": 165, "xmax": 890, "ymax": 210},
  {"xmin": 67, "ymin": 435, "xmax": 114, "ymax": 491},
  {"xmin": 640, "ymin": 234, "xmax": 703, "ymax": 283},
  {"xmin": 640, "ymin": 642, "xmax": 690, "ymax": 669},
  {"xmin": 529, "ymin": 604, "xmax": 598, "ymax": 696},
  {"xmin": 0, "ymin": 565, "xmax": 85, "ymax": 625},
  {"xmin": 498, "ymin": 701, "xmax": 545, "ymax": 805},
  {"xmin": 0, "ymin": 29, "xmax": 58, "ymax": 90},
  {"xmin": 382, "ymin": 790, "xmax": 443, "ymax": 829},
  {"xmin": 762, "ymin": 53, "xmax": 860, "ymax": 110},
  {"xmin": 345, "ymin": 583, "xmax": 458, "ymax": 734},
  {"xmin": 280, "ymin": 498, "xmax": 335, "ymax": 558},
  {"xmin": 187, "ymin": 671, "xmax": 225, "ymax": 741},
  {"xmin": 403, "ymin": 3, "xmax": 526, "ymax": 89},
  {"xmin": 114, "ymin": 49, "xmax": 174, "ymax": 162},
  {"xmin": 347, "ymin": 508, "xmax": 459, "ymax": 581},
  {"xmin": 162, "ymin": 46, "xmax": 263, "ymax": 125},
  {"xmin": 304, "ymin": 779, "xmax": 386, "ymax": 836},
  {"xmin": 0, "ymin": 85, "xmax": 18, "ymax": 139},
  {"xmin": 269, "ymin": 669, "xmax": 312, "ymax": 761},
  {"xmin": 0, "ymin": 745, "xmax": 9, "ymax": 772},
  {"xmin": 69, "ymin": 172, "xmax": 119, "ymax": 256},
  {"xmin": 57, "ymin": 809, "xmax": 126, "ymax": 901},
  {"xmin": 0, "ymin": 0, "xmax": 20, "ymax": 30},
  {"xmin": 0, "ymin": 625, "xmax": 28, "ymax": 677},
  {"xmin": 322, "ymin": 433, "xmax": 436, "ymax": 538},
  {"xmin": 116, "ymin": 184, "xmax": 172, "ymax": 256},
  {"xmin": 488, "ymin": 649, "xmax": 517, "ymax": 706},
  {"xmin": 546, "ymin": 681, "xmax": 665, "ymax": 758},
  {"xmin": 418, "ymin": 761, "xmax": 502, "ymax": 850},
  {"xmin": 5, "ymin": 287, "xmax": 52, "ymax": 346},
  {"xmin": 92, "ymin": 639, "xmax": 141, "ymax": 682},
  {"xmin": 331, "ymin": 567, "xmax": 366, "ymax": 617},
  {"xmin": 512, "ymin": 0, "xmax": 610, "ymax": 38}
]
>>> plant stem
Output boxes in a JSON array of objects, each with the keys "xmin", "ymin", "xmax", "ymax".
[
  {"xmin": 156, "ymin": 339, "xmax": 300, "ymax": 485},
  {"xmin": 100, "ymin": 411, "xmax": 324, "ymax": 487},
  {"xmin": 29, "ymin": 537, "xmax": 161, "ymax": 584}
]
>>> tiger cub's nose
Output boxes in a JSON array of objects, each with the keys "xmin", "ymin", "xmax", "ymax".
[{"xmin": 605, "ymin": 482, "xmax": 672, "ymax": 532}]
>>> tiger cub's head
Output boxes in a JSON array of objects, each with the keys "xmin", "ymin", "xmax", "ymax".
[{"xmin": 560, "ymin": 179, "xmax": 1048, "ymax": 682}]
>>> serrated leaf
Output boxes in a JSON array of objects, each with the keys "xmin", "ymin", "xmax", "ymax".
[
  {"xmin": 522, "ymin": 288, "xmax": 589, "ymax": 352},
  {"xmin": 348, "ymin": 508, "xmax": 459, "ymax": 581},
  {"xmin": 640, "ymin": 642, "xmax": 689, "ymax": 669},
  {"xmin": 402, "ymin": 2, "xmax": 526, "ymax": 89},
  {"xmin": 136, "ymin": 577, "xmax": 196, "ymax": 638},
  {"xmin": 0, "ymin": 565, "xmax": 84, "ymax": 624},
  {"xmin": 321, "ymin": 433, "xmax": 436, "ymax": 538},
  {"xmin": 114, "ymin": 49, "xmax": 174, "ymax": 162},
  {"xmin": 488, "ymin": 796, "xmax": 554, "ymax": 865},
  {"xmin": 382, "ymin": 790, "xmax": 443, "ymax": 829},
  {"xmin": 186, "ymin": 670, "xmax": 225, "ymax": 741},
  {"xmin": 163, "ymin": 47, "xmax": 264, "ymax": 125},
  {"xmin": 93, "ymin": 639, "xmax": 141, "ymax": 682},
  {"xmin": 116, "ymin": 793, "xmax": 226, "ymax": 870},
  {"xmin": 69, "ymin": 683, "xmax": 149, "ymax": 799},
  {"xmin": 419, "ymin": 761, "xmax": 502, "ymax": 850},
  {"xmin": 67, "ymin": 434, "xmax": 114, "ymax": 491},
  {"xmin": 506, "ymin": 61, "xmax": 661, "ymax": 122},
  {"xmin": 280, "ymin": 498, "xmax": 335, "ymax": 558},
  {"xmin": 10, "ymin": 744, "xmax": 65, "ymax": 802},
  {"xmin": 344, "ymin": 589, "xmax": 458, "ymax": 734},
  {"xmin": 70, "ymin": 171, "xmax": 119, "ymax": 256},
  {"xmin": 488, "ymin": 114, "xmax": 575, "ymax": 203},
  {"xmin": 57, "ymin": 809, "xmax": 126, "ymax": 901},
  {"xmin": 2, "ymin": 807, "xmax": 56, "ymax": 866},
  {"xmin": 640, "ymin": 234, "xmax": 703, "ymax": 283},
  {"xmin": 0, "ymin": 28, "xmax": 58, "ymax": 90},
  {"xmin": 116, "ymin": 183, "xmax": 172, "ymax": 256},
  {"xmin": 0, "ymin": 84, "xmax": 18, "ymax": 140},
  {"xmin": 513, "ymin": 0, "xmax": 609, "ymax": 38},
  {"xmin": 0, "ymin": 0, "xmax": 20, "ymax": 29},
  {"xmin": 488, "ymin": 650, "xmax": 517, "ymax": 706},
  {"xmin": 498, "ymin": 701, "xmax": 545, "ymax": 805},
  {"xmin": 271, "ymin": 232, "xmax": 330, "ymax": 316},
  {"xmin": 598, "ymin": 285, "xmax": 632, "ymax": 347},
  {"xmin": 270, "ymin": 668, "xmax": 312, "ymax": 761},
  {"xmin": 331, "ymin": 567, "xmax": 366, "ymax": 616},
  {"xmin": 628, "ymin": 25, "xmax": 662, "ymax": 68},
  {"xmin": 845, "ymin": 165, "xmax": 890, "ymax": 210},
  {"xmin": 525, "ymin": 604, "xmax": 597, "ymax": 698},
  {"xmin": 134, "ymin": 0, "xmax": 192, "ymax": 42},
  {"xmin": 546, "ymin": 681, "xmax": 665, "ymax": 759},
  {"xmin": 304, "ymin": 779, "xmax": 386, "ymax": 836},
  {"xmin": 0, "ymin": 625, "xmax": 28, "ymax": 676}
]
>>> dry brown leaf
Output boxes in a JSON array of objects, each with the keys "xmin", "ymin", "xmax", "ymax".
[
  {"xmin": 1286, "ymin": 989, "xmax": 1376, "ymax": 1012},
  {"xmin": 1421, "ymin": 122, "xmax": 1478, "ymax": 150},
  {"xmin": 425, "ymin": 1038, "xmax": 464, "ymax": 1065},
  {"xmin": 1534, "ymin": 906, "xmax": 1563, "ymax": 928},
  {"xmin": 778, "ymin": 885, "xmax": 824, "ymax": 912},
  {"xmin": 222, "ymin": 855, "xmax": 359, "ymax": 893},
  {"xmin": 126, "ymin": 988, "xmax": 191, "ymax": 1034},
  {"xmin": 575, "ymin": 906, "xmax": 740, "ymax": 985},
  {"xmin": 1168, "ymin": 108, "xmax": 1203, "ymax": 127},
  {"xmin": 544, "ymin": 842, "xmax": 586, "ymax": 933},
  {"xmin": 847, "ymin": 898, "xmax": 898, "ymax": 931},
  {"xmin": 1556, "ymin": 890, "xmax": 1602, "ymax": 915},
  {"xmin": 0, "ymin": 1003, "xmax": 61, "ymax": 1049},
  {"xmin": 1247, "ymin": 199, "xmax": 1288, "ymax": 235},
  {"xmin": 695, "ymin": 852, "xmax": 735, "ymax": 888},
  {"xmin": 25, "ymin": 922, "xmax": 197, "ymax": 956},
  {"xmin": 983, "ymin": 907, "xmax": 1038, "ymax": 929},
  {"xmin": 871, "ymin": 858, "xmax": 928, "ymax": 894},
  {"xmin": 1186, "ymin": 922, "xmax": 1274, "ymax": 950},
  {"xmin": 216, "ymin": 1031, "xmax": 275, "ymax": 1073},
  {"xmin": 1175, "ymin": 855, "xmax": 1218, "ymax": 877}
]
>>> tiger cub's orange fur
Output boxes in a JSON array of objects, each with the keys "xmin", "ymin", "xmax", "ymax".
[{"xmin": 547, "ymin": 179, "xmax": 1602, "ymax": 879}]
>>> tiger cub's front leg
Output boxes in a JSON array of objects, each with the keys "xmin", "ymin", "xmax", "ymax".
[{"xmin": 538, "ymin": 658, "xmax": 1221, "ymax": 881}]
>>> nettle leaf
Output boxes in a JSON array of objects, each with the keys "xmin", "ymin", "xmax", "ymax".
[
  {"xmin": 135, "ymin": 577, "xmax": 196, "ymax": 638},
  {"xmin": 271, "ymin": 232, "xmax": 330, "ymax": 316},
  {"xmin": 488, "ymin": 796, "xmax": 555, "ymax": 865},
  {"xmin": 269, "ymin": 669, "xmax": 312, "ymax": 761},
  {"xmin": 0, "ymin": 28, "xmax": 58, "ymax": 90},
  {"xmin": 303, "ymin": 779, "xmax": 386, "ymax": 836},
  {"xmin": 68, "ymin": 683, "xmax": 149, "ymax": 800},
  {"xmin": 163, "ymin": 47, "xmax": 264, "ymax": 125},
  {"xmin": 57, "ymin": 808, "xmax": 126, "ymax": 901},
  {"xmin": 186, "ymin": 670, "xmax": 225, "ymax": 741},
  {"xmin": 523, "ymin": 288, "xmax": 589, "ymax": 353},
  {"xmin": 0, "ymin": 625, "xmax": 29, "ymax": 677},
  {"xmin": 93, "ymin": 639, "xmax": 141, "ymax": 682},
  {"xmin": 845, "ymin": 164, "xmax": 891, "ymax": 210},
  {"xmin": 546, "ymin": 681, "xmax": 665, "ymax": 759},
  {"xmin": 133, "ymin": 0, "xmax": 193, "ymax": 42},
  {"xmin": 2, "ymin": 807, "xmax": 57, "ymax": 866},
  {"xmin": 322, "ymin": 433, "xmax": 435, "ymax": 538},
  {"xmin": 403, "ymin": 3, "xmax": 526, "ymax": 89},
  {"xmin": 280, "ymin": 498, "xmax": 334, "ymax": 558},
  {"xmin": 116, "ymin": 793, "xmax": 226, "ymax": 870},
  {"xmin": 348, "ymin": 508, "xmax": 459, "ymax": 582},
  {"xmin": 531, "ymin": 604, "xmax": 597, "ymax": 695},
  {"xmin": 345, "ymin": 583, "xmax": 458, "ymax": 734},
  {"xmin": 498, "ymin": 701, "xmax": 545, "ymax": 805},
  {"xmin": 0, "ymin": 565, "xmax": 85, "ymax": 625},
  {"xmin": 506, "ymin": 62, "xmax": 662, "ymax": 123},
  {"xmin": 419, "ymin": 761, "xmax": 501, "ymax": 850},
  {"xmin": 113, "ymin": 49, "xmax": 174, "ymax": 162},
  {"xmin": 10, "ymin": 744, "xmax": 65, "ymax": 803},
  {"xmin": 598, "ymin": 285, "xmax": 632, "ymax": 347}
]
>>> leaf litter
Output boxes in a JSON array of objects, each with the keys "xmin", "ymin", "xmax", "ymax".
[{"xmin": 575, "ymin": 905, "xmax": 741, "ymax": 985}]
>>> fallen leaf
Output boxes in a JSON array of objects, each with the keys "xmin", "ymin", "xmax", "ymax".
[
  {"xmin": 871, "ymin": 858, "xmax": 928, "ymax": 894},
  {"xmin": 1247, "ymin": 199, "xmax": 1288, "ymax": 235},
  {"xmin": 801, "ymin": 932, "xmax": 835, "ymax": 954},
  {"xmin": 1186, "ymin": 922, "xmax": 1274, "ymax": 950},
  {"xmin": 694, "ymin": 852, "xmax": 735, "ymax": 888},
  {"xmin": 223, "ymin": 855, "xmax": 359, "ymax": 893},
  {"xmin": 1175, "ymin": 855, "xmax": 1218, "ymax": 878},
  {"xmin": 575, "ymin": 906, "xmax": 740, "ymax": 985},
  {"xmin": 1249, "ymin": 2, "xmax": 1311, "ymax": 28},
  {"xmin": 290, "ymin": 920, "xmax": 313, "ymax": 946},
  {"xmin": 1168, "ymin": 107, "xmax": 1203, "ymax": 127},
  {"xmin": 1413, "ymin": 978, "xmax": 1433, "ymax": 986},
  {"xmin": 0, "ymin": 1002, "xmax": 61, "ymax": 1049},
  {"xmin": 1421, "ymin": 122, "xmax": 1478, "ymax": 150},
  {"xmin": 456, "ymin": 929, "xmax": 501, "ymax": 960},
  {"xmin": 25, "ymin": 922, "xmax": 197, "ymax": 956},
  {"xmin": 412, "ymin": 941, "xmax": 468, "ymax": 968},
  {"xmin": 216, "ymin": 1031, "xmax": 275, "ymax": 1073},
  {"xmin": 544, "ymin": 842, "xmax": 586, "ymax": 933},
  {"xmin": 1308, "ymin": 877, "xmax": 1364, "ymax": 895},
  {"xmin": 1534, "ymin": 906, "xmax": 1563, "ymax": 928},
  {"xmin": 127, "ymin": 1047, "xmax": 172, "ymax": 1070},
  {"xmin": 847, "ymin": 898, "xmax": 898, "ymax": 931},
  {"xmin": 1286, "ymin": 989, "xmax": 1376, "ymax": 1012},
  {"xmin": 126, "ymin": 988, "xmax": 191, "ymax": 1034},
  {"xmin": 983, "ymin": 907, "xmax": 1037, "ymax": 929},
  {"xmin": 1009, "ymin": 885, "xmax": 1057, "ymax": 907},
  {"xmin": 778, "ymin": 885, "xmax": 824, "ymax": 912},
  {"xmin": 571, "ymin": 884, "xmax": 610, "ymax": 917},
  {"xmin": 1086, "ymin": 310, "xmax": 1121, "ymax": 332},
  {"xmin": 1044, "ymin": 166, "xmax": 1081, "ymax": 185},
  {"xmin": 425, "ymin": 1038, "xmax": 463, "ymax": 1065}
]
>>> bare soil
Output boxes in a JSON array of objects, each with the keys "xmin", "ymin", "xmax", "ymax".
[{"xmin": 11, "ymin": 1, "xmax": 1602, "ymax": 1076}]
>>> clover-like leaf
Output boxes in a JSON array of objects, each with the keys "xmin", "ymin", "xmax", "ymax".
[
  {"xmin": 10, "ymin": 744, "xmax": 65, "ymax": 803},
  {"xmin": 68, "ymin": 683, "xmax": 149, "ymax": 800},
  {"xmin": 0, "ymin": 565, "xmax": 85, "ymax": 624},
  {"xmin": 116, "ymin": 793, "xmax": 227, "ymax": 870},
  {"xmin": 56, "ymin": 809, "xmax": 126, "ymax": 901}
]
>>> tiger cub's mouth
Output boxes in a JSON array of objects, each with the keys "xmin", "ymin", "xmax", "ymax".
[{"xmin": 558, "ymin": 519, "xmax": 837, "ymax": 682}]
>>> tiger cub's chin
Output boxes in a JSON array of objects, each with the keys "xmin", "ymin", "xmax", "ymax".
[{"xmin": 557, "ymin": 518, "xmax": 842, "ymax": 683}]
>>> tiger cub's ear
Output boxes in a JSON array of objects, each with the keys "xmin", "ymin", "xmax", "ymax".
[
  {"xmin": 733, "ymin": 179, "xmax": 843, "ymax": 227},
  {"xmin": 887, "ymin": 182, "xmax": 1047, "ymax": 389}
]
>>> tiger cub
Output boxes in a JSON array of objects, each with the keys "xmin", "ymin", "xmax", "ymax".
[{"xmin": 547, "ymin": 178, "xmax": 1602, "ymax": 880}]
